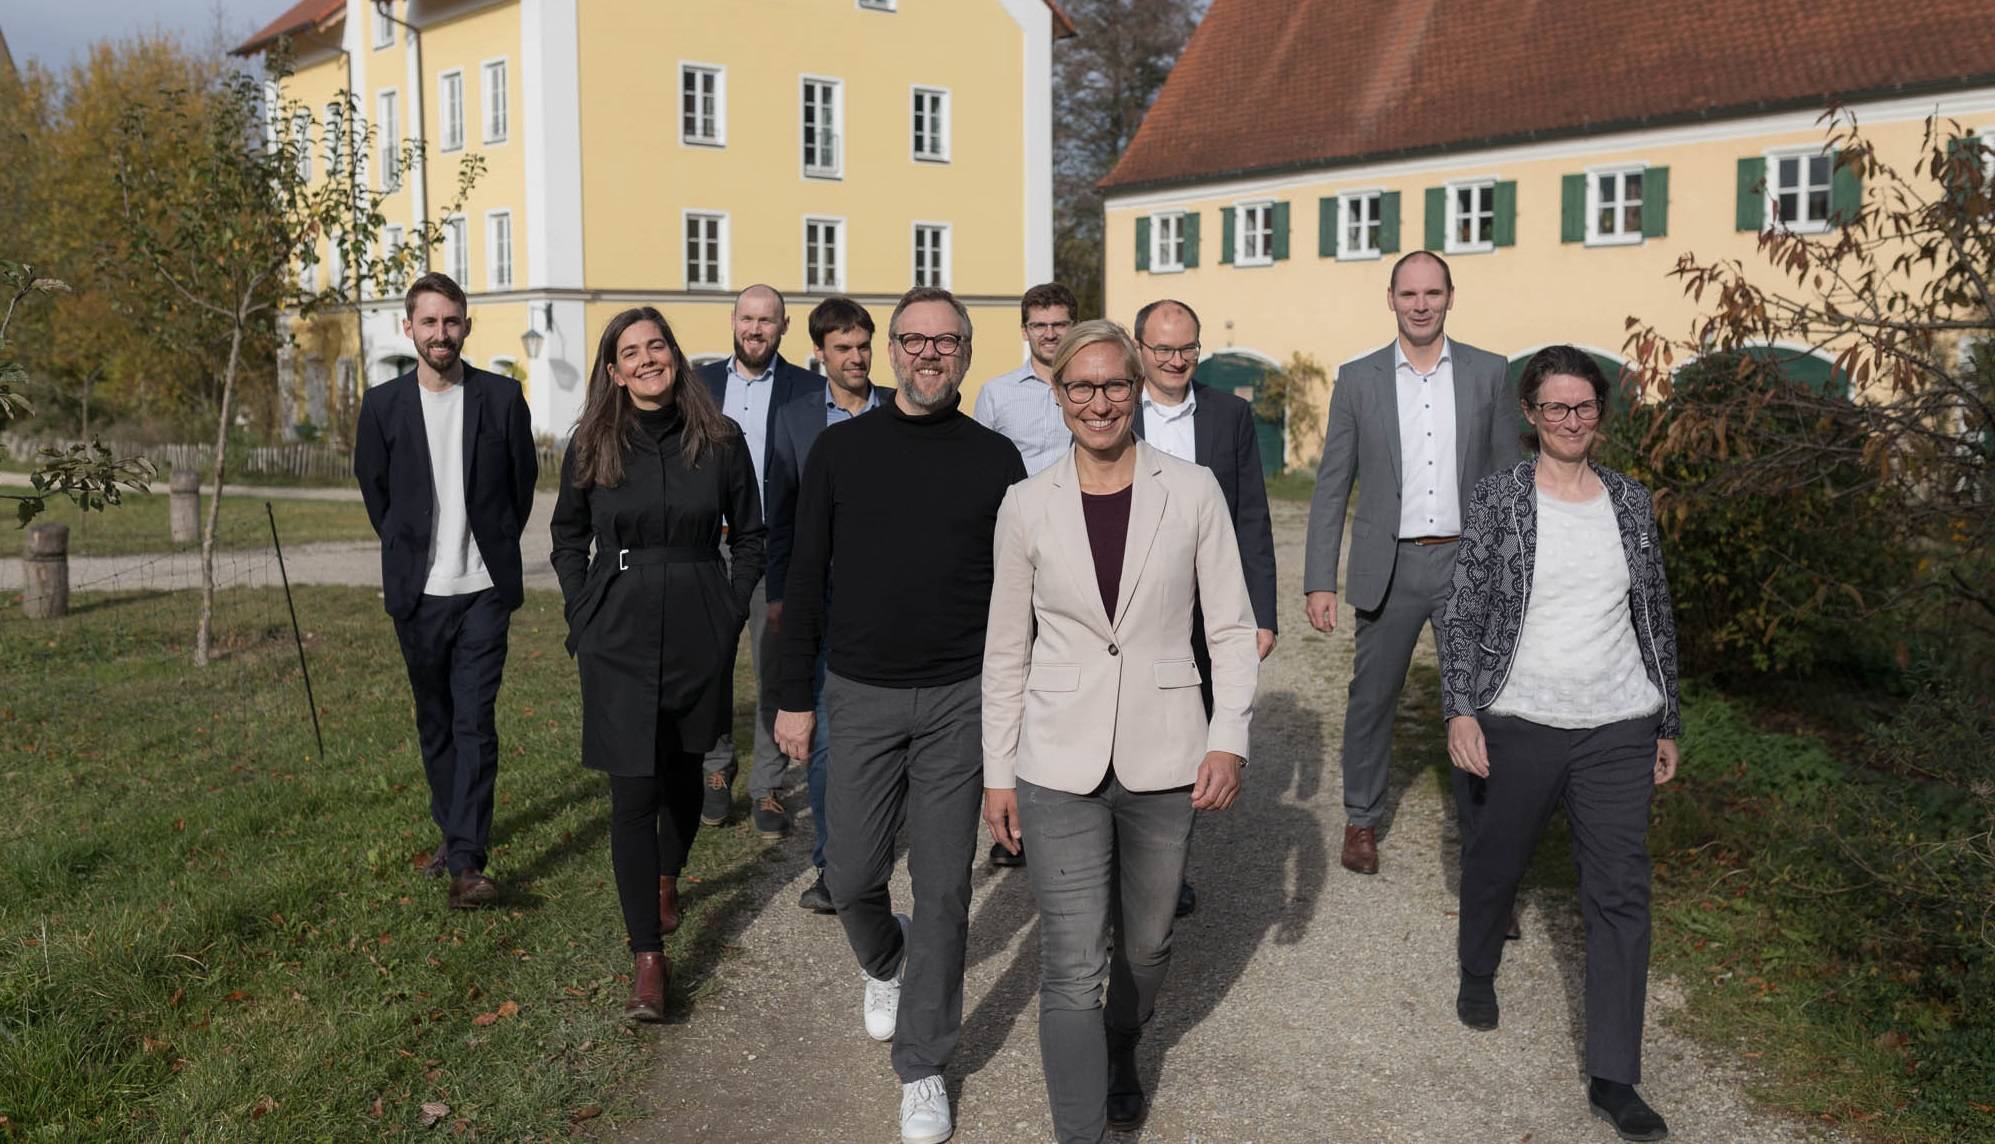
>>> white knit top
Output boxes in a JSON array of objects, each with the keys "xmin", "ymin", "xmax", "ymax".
[
  {"xmin": 1487, "ymin": 488, "xmax": 1661, "ymax": 729},
  {"xmin": 418, "ymin": 383, "xmax": 494, "ymax": 597}
]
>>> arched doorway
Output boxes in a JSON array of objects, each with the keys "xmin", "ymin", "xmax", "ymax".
[{"xmin": 1193, "ymin": 351, "xmax": 1285, "ymax": 476}]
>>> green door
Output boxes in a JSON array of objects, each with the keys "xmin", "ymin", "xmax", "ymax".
[{"xmin": 1194, "ymin": 352, "xmax": 1284, "ymax": 477}]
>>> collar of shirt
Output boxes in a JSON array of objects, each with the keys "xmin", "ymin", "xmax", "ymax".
[
  {"xmin": 1393, "ymin": 337, "xmax": 1453, "ymax": 379},
  {"xmin": 824, "ymin": 380, "xmax": 878, "ymax": 414},
  {"xmin": 728, "ymin": 356, "xmax": 777, "ymax": 385},
  {"xmin": 1141, "ymin": 387, "xmax": 1198, "ymax": 423}
]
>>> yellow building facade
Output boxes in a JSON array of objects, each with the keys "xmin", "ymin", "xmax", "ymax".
[{"xmin": 238, "ymin": 0, "xmax": 1067, "ymax": 437}]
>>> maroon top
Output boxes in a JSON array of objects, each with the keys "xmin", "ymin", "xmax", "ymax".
[{"xmin": 1081, "ymin": 485, "xmax": 1134, "ymax": 621}]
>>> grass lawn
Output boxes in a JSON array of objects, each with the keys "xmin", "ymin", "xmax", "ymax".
[
  {"xmin": 0, "ymin": 586, "xmax": 774, "ymax": 1137},
  {"xmin": 9, "ymin": 493, "xmax": 379, "ymax": 557}
]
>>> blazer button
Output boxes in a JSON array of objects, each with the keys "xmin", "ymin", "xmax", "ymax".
[{"xmin": 1108, "ymin": 643, "xmax": 1119, "ymax": 656}]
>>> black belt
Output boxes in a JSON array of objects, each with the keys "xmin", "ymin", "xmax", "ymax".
[{"xmin": 614, "ymin": 545, "xmax": 721, "ymax": 572}]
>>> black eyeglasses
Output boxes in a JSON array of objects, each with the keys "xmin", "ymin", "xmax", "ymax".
[
  {"xmin": 1059, "ymin": 379, "xmax": 1137, "ymax": 404},
  {"xmin": 1530, "ymin": 399, "xmax": 1605, "ymax": 423},
  {"xmin": 1024, "ymin": 320, "xmax": 1072, "ymax": 337},
  {"xmin": 893, "ymin": 332, "xmax": 966, "ymax": 356},
  {"xmin": 1140, "ymin": 340, "xmax": 1200, "ymax": 363}
]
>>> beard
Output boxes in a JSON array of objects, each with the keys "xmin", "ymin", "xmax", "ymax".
[
  {"xmin": 898, "ymin": 367, "xmax": 961, "ymax": 410},
  {"xmin": 733, "ymin": 336, "xmax": 775, "ymax": 373},
  {"xmin": 416, "ymin": 337, "xmax": 462, "ymax": 374}
]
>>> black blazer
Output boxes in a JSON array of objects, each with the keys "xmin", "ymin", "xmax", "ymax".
[
  {"xmin": 353, "ymin": 366, "xmax": 538, "ymax": 619},
  {"xmin": 763, "ymin": 384, "xmax": 893, "ymax": 604},
  {"xmin": 697, "ymin": 353, "xmax": 818, "ymax": 517},
  {"xmin": 1133, "ymin": 382, "xmax": 1279, "ymax": 633}
]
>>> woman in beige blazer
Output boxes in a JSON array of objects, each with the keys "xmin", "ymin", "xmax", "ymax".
[{"xmin": 982, "ymin": 320, "xmax": 1259, "ymax": 1143}]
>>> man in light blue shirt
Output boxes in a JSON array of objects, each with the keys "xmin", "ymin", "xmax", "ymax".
[{"xmin": 971, "ymin": 282, "xmax": 1077, "ymax": 477}]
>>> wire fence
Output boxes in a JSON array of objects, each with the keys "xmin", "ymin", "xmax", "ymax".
[{"xmin": 2, "ymin": 432, "xmax": 567, "ymax": 487}]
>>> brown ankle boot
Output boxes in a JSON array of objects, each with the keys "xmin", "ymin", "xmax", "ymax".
[
  {"xmin": 658, "ymin": 875, "xmax": 681, "ymax": 935},
  {"xmin": 624, "ymin": 951, "xmax": 668, "ymax": 1023}
]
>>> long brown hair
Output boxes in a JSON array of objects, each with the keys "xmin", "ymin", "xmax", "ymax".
[{"xmin": 568, "ymin": 307, "xmax": 735, "ymax": 488}]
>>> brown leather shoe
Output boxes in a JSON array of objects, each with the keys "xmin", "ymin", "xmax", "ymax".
[
  {"xmin": 447, "ymin": 870, "xmax": 499, "ymax": 909},
  {"xmin": 658, "ymin": 875, "xmax": 681, "ymax": 935},
  {"xmin": 414, "ymin": 843, "xmax": 446, "ymax": 878},
  {"xmin": 624, "ymin": 951, "xmax": 668, "ymax": 1023},
  {"xmin": 1341, "ymin": 825, "xmax": 1379, "ymax": 875}
]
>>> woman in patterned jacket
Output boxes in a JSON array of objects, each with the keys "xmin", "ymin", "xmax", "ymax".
[{"xmin": 1439, "ymin": 344, "xmax": 1681, "ymax": 1143}]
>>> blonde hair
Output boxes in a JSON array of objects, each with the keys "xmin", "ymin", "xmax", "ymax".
[{"xmin": 1050, "ymin": 319, "xmax": 1144, "ymax": 383}]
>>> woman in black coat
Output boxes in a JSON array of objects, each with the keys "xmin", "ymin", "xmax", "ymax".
[{"xmin": 549, "ymin": 306, "xmax": 765, "ymax": 1022}]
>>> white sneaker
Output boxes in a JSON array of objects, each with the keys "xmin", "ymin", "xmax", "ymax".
[
  {"xmin": 862, "ymin": 912, "xmax": 912, "ymax": 1042},
  {"xmin": 899, "ymin": 1075, "xmax": 952, "ymax": 1144}
]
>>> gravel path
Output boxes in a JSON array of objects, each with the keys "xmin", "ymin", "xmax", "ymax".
[{"xmin": 612, "ymin": 501, "xmax": 1842, "ymax": 1144}]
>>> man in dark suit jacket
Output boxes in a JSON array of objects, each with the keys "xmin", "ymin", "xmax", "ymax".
[
  {"xmin": 695, "ymin": 284, "xmax": 818, "ymax": 839},
  {"xmin": 353, "ymin": 272, "xmax": 537, "ymax": 910}
]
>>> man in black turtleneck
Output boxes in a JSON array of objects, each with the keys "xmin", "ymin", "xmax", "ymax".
[{"xmin": 774, "ymin": 287, "xmax": 1024, "ymax": 1144}]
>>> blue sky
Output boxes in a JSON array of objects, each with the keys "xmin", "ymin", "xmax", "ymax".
[{"xmin": 5, "ymin": 0, "xmax": 274, "ymax": 70}]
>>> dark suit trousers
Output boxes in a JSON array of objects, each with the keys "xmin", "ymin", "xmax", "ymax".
[
  {"xmin": 393, "ymin": 589, "xmax": 510, "ymax": 875},
  {"xmin": 1459, "ymin": 713, "xmax": 1658, "ymax": 1084}
]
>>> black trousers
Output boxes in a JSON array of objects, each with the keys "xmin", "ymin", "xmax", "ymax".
[
  {"xmin": 1458, "ymin": 712, "xmax": 1659, "ymax": 1084},
  {"xmin": 392, "ymin": 589, "xmax": 510, "ymax": 876},
  {"xmin": 608, "ymin": 712, "xmax": 705, "ymax": 954}
]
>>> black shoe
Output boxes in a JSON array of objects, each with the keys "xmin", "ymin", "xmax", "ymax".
[
  {"xmin": 1106, "ymin": 1047, "xmax": 1146, "ymax": 1131},
  {"xmin": 1588, "ymin": 1078, "xmax": 1669, "ymax": 1141},
  {"xmin": 700, "ymin": 769, "xmax": 734, "ymax": 827},
  {"xmin": 1456, "ymin": 969, "xmax": 1498, "ymax": 1031},
  {"xmin": 1506, "ymin": 910, "xmax": 1523, "ymax": 941},
  {"xmin": 1175, "ymin": 879, "xmax": 1197, "ymax": 918},
  {"xmin": 415, "ymin": 842, "xmax": 447, "ymax": 879},
  {"xmin": 989, "ymin": 841, "xmax": 1026, "ymax": 868},
  {"xmin": 798, "ymin": 871, "xmax": 835, "ymax": 914},
  {"xmin": 753, "ymin": 794, "xmax": 789, "ymax": 840}
]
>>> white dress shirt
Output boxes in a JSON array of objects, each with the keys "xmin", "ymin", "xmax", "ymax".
[
  {"xmin": 723, "ymin": 356, "xmax": 776, "ymax": 489},
  {"xmin": 1139, "ymin": 386, "xmax": 1199, "ymax": 464},
  {"xmin": 417, "ymin": 383, "xmax": 493, "ymax": 596},
  {"xmin": 972, "ymin": 361, "xmax": 1071, "ymax": 476},
  {"xmin": 1393, "ymin": 338, "xmax": 1461, "ymax": 538}
]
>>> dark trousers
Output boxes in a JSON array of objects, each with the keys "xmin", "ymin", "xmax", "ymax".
[
  {"xmin": 607, "ymin": 717, "xmax": 705, "ymax": 955},
  {"xmin": 392, "ymin": 589, "xmax": 509, "ymax": 876},
  {"xmin": 702, "ymin": 577, "xmax": 787, "ymax": 798},
  {"xmin": 821, "ymin": 670, "xmax": 983, "ymax": 1083},
  {"xmin": 1459, "ymin": 713, "xmax": 1659, "ymax": 1084}
]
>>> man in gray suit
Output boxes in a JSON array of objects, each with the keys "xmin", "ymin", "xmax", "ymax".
[{"xmin": 1303, "ymin": 251, "xmax": 1521, "ymax": 876}]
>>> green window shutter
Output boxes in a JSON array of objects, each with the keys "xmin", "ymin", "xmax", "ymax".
[
  {"xmin": 1181, "ymin": 211, "xmax": 1200, "ymax": 269},
  {"xmin": 1318, "ymin": 197, "xmax": 1337, "ymax": 257},
  {"xmin": 1829, "ymin": 151, "xmax": 1862, "ymax": 226},
  {"xmin": 1560, "ymin": 173, "xmax": 1586, "ymax": 243},
  {"xmin": 1271, "ymin": 200, "xmax": 1291, "ymax": 261},
  {"xmin": 1641, "ymin": 166, "xmax": 1669, "ymax": 238},
  {"xmin": 1220, "ymin": 206, "xmax": 1235, "ymax": 265},
  {"xmin": 1735, "ymin": 157, "xmax": 1766, "ymax": 231},
  {"xmin": 1945, "ymin": 135, "xmax": 1981, "ymax": 208},
  {"xmin": 1378, "ymin": 191, "xmax": 1401, "ymax": 253},
  {"xmin": 1424, "ymin": 186, "xmax": 1446, "ymax": 250},
  {"xmin": 1491, "ymin": 180, "xmax": 1517, "ymax": 247},
  {"xmin": 1135, "ymin": 216, "xmax": 1151, "ymax": 272}
]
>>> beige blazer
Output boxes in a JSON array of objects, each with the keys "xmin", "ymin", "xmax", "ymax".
[{"xmin": 982, "ymin": 441, "xmax": 1258, "ymax": 795}]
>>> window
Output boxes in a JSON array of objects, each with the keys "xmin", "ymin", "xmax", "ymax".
[
  {"xmin": 804, "ymin": 217, "xmax": 845, "ymax": 291},
  {"xmin": 685, "ymin": 211, "xmax": 727, "ymax": 290},
  {"xmin": 485, "ymin": 210, "xmax": 512, "ymax": 290},
  {"xmin": 292, "ymin": 110, "xmax": 312, "ymax": 181},
  {"xmin": 377, "ymin": 90, "xmax": 400, "ymax": 191},
  {"xmin": 382, "ymin": 224, "xmax": 406, "ymax": 293},
  {"xmin": 912, "ymin": 86, "xmax": 949, "ymax": 162},
  {"xmin": 1447, "ymin": 180, "xmax": 1496, "ymax": 252},
  {"xmin": 443, "ymin": 215, "xmax": 468, "ymax": 287},
  {"xmin": 297, "ymin": 249, "xmax": 316, "ymax": 293},
  {"xmin": 1235, "ymin": 201, "xmax": 1274, "ymax": 265},
  {"xmin": 912, "ymin": 223, "xmax": 950, "ymax": 288},
  {"xmin": 858, "ymin": 0, "xmax": 896, "ymax": 9},
  {"xmin": 439, "ymin": 70, "xmax": 464, "ymax": 152},
  {"xmin": 481, "ymin": 60, "xmax": 509, "ymax": 143},
  {"xmin": 338, "ymin": 359, "xmax": 359, "ymax": 408},
  {"xmin": 1338, "ymin": 191, "xmax": 1382, "ymax": 259},
  {"xmin": 372, "ymin": 4, "xmax": 394, "ymax": 48},
  {"xmin": 1768, "ymin": 148, "xmax": 1833, "ymax": 232},
  {"xmin": 681, "ymin": 64, "xmax": 724, "ymax": 146},
  {"xmin": 801, "ymin": 78, "xmax": 842, "ymax": 178},
  {"xmin": 1150, "ymin": 212, "xmax": 1185, "ymax": 272},
  {"xmin": 1589, "ymin": 167, "xmax": 1645, "ymax": 243},
  {"xmin": 327, "ymin": 236, "xmax": 345, "ymax": 294}
]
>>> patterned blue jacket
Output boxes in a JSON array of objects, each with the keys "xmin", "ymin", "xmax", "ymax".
[{"xmin": 1439, "ymin": 459, "xmax": 1682, "ymax": 739}]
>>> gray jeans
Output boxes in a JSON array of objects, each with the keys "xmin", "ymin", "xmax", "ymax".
[
  {"xmin": 1019, "ymin": 773, "xmax": 1195, "ymax": 1144},
  {"xmin": 702, "ymin": 576, "xmax": 787, "ymax": 799},
  {"xmin": 821, "ymin": 670, "xmax": 983, "ymax": 1083}
]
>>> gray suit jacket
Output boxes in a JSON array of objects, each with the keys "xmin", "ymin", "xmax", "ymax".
[{"xmin": 1301, "ymin": 339, "xmax": 1521, "ymax": 613}]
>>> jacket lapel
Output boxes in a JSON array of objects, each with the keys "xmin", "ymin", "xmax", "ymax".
[
  {"xmin": 460, "ymin": 369, "xmax": 484, "ymax": 486},
  {"xmin": 1190, "ymin": 383, "xmax": 1219, "ymax": 467},
  {"xmin": 1046, "ymin": 450, "xmax": 1115, "ymax": 640},
  {"xmin": 1131, "ymin": 399, "xmax": 1147, "ymax": 441},
  {"xmin": 1451, "ymin": 344, "xmax": 1477, "ymax": 482},
  {"xmin": 399, "ymin": 376, "xmax": 435, "ymax": 483},
  {"xmin": 1375, "ymin": 349, "xmax": 1403, "ymax": 489},
  {"xmin": 1111, "ymin": 442, "xmax": 1168, "ymax": 633}
]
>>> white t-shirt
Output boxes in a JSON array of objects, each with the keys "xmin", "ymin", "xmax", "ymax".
[{"xmin": 418, "ymin": 383, "xmax": 494, "ymax": 597}]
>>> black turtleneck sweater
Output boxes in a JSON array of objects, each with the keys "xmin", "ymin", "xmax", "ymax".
[
  {"xmin": 634, "ymin": 402, "xmax": 681, "ymax": 445},
  {"xmin": 777, "ymin": 394, "xmax": 1026, "ymax": 709}
]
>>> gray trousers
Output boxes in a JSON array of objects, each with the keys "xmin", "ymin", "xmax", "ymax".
[
  {"xmin": 1459, "ymin": 713, "xmax": 1658, "ymax": 1084},
  {"xmin": 1019, "ymin": 774, "xmax": 1195, "ymax": 1144},
  {"xmin": 1343, "ymin": 539, "xmax": 1458, "ymax": 827},
  {"xmin": 821, "ymin": 671, "xmax": 984, "ymax": 1083},
  {"xmin": 702, "ymin": 576, "xmax": 787, "ymax": 799}
]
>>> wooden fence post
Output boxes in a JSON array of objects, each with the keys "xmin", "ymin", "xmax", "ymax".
[
  {"xmin": 170, "ymin": 469, "xmax": 201, "ymax": 544},
  {"xmin": 22, "ymin": 523, "xmax": 68, "ymax": 619}
]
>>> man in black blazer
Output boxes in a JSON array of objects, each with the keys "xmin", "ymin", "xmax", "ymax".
[
  {"xmin": 353, "ymin": 272, "xmax": 537, "ymax": 910},
  {"xmin": 695, "ymin": 284, "xmax": 817, "ymax": 839}
]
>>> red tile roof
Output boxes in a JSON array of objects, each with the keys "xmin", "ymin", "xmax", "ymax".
[
  {"xmin": 232, "ymin": 0, "xmax": 346, "ymax": 57},
  {"xmin": 1102, "ymin": 0, "xmax": 1995, "ymax": 193}
]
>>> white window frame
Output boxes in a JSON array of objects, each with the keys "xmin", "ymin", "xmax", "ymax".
[
  {"xmin": 438, "ymin": 69, "xmax": 464, "ymax": 153},
  {"xmin": 911, "ymin": 85, "xmax": 950, "ymax": 163},
  {"xmin": 684, "ymin": 210, "xmax": 730, "ymax": 291},
  {"xmin": 480, "ymin": 58, "xmax": 509, "ymax": 144},
  {"xmin": 372, "ymin": 4, "xmax": 394, "ymax": 49},
  {"xmin": 858, "ymin": 0, "xmax": 897, "ymax": 10},
  {"xmin": 442, "ymin": 214, "xmax": 469, "ymax": 287},
  {"xmin": 1765, "ymin": 146, "xmax": 1835, "ymax": 235},
  {"xmin": 377, "ymin": 89, "xmax": 400, "ymax": 192},
  {"xmin": 1586, "ymin": 163, "xmax": 1648, "ymax": 246},
  {"xmin": 800, "ymin": 76, "xmax": 843, "ymax": 180},
  {"xmin": 803, "ymin": 216, "xmax": 847, "ymax": 292},
  {"xmin": 382, "ymin": 224, "xmax": 406, "ymax": 295},
  {"xmin": 680, "ymin": 62, "xmax": 725, "ymax": 147},
  {"xmin": 1336, "ymin": 189, "xmax": 1384, "ymax": 261},
  {"xmin": 1980, "ymin": 126, "xmax": 1995, "ymax": 183},
  {"xmin": 912, "ymin": 222, "xmax": 951, "ymax": 289},
  {"xmin": 1234, "ymin": 200, "xmax": 1274, "ymax": 267},
  {"xmin": 292, "ymin": 110, "xmax": 313, "ymax": 182},
  {"xmin": 485, "ymin": 209, "xmax": 513, "ymax": 291},
  {"xmin": 1445, "ymin": 179, "xmax": 1497, "ymax": 255},
  {"xmin": 297, "ymin": 249, "xmax": 316, "ymax": 293},
  {"xmin": 1149, "ymin": 211, "xmax": 1185, "ymax": 273}
]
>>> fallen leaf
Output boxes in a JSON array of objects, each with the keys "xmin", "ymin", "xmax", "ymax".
[
  {"xmin": 572, "ymin": 1105, "xmax": 602, "ymax": 1121},
  {"xmin": 496, "ymin": 1000, "xmax": 519, "ymax": 1019},
  {"xmin": 471, "ymin": 1011, "xmax": 499, "ymax": 1027},
  {"xmin": 368, "ymin": 1096, "xmax": 385, "ymax": 1119},
  {"xmin": 419, "ymin": 1101, "xmax": 450, "ymax": 1128},
  {"xmin": 250, "ymin": 1096, "xmax": 277, "ymax": 1120},
  {"xmin": 222, "ymin": 990, "xmax": 251, "ymax": 1003}
]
